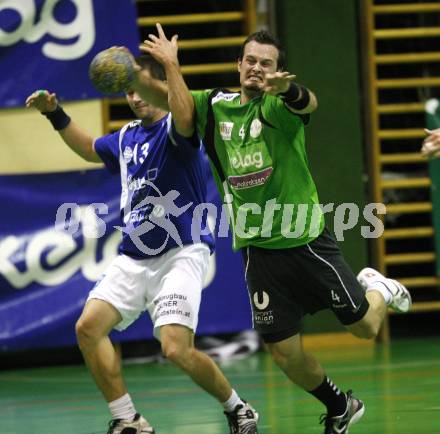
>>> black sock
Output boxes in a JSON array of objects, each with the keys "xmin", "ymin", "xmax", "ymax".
[{"xmin": 308, "ymin": 376, "xmax": 347, "ymax": 416}]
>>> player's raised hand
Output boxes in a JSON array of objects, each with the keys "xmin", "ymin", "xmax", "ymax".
[
  {"xmin": 263, "ymin": 71, "xmax": 296, "ymax": 95},
  {"xmin": 25, "ymin": 90, "xmax": 58, "ymax": 112},
  {"xmin": 421, "ymin": 128, "xmax": 440, "ymax": 158},
  {"xmin": 140, "ymin": 23, "xmax": 179, "ymax": 67}
]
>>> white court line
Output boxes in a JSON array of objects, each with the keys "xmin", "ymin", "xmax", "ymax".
[{"xmin": 0, "ymin": 358, "xmax": 439, "ymax": 384}]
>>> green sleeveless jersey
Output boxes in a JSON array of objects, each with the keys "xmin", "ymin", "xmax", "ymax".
[{"xmin": 192, "ymin": 89, "xmax": 325, "ymax": 250}]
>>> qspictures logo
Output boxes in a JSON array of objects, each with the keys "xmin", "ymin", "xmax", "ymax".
[
  {"xmin": 116, "ymin": 180, "xmax": 193, "ymax": 256},
  {"xmin": 52, "ymin": 183, "xmax": 387, "ymax": 256}
]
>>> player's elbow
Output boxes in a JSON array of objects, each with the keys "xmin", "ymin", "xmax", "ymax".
[
  {"xmin": 286, "ymin": 90, "xmax": 318, "ymax": 115},
  {"xmin": 172, "ymin": 108, "xmax": 195, "ymax": 137},
  {"xmin": 302, "ymin": 91, "xmax": 318, "ymax": 114},
  {"xmin": 309, "ymin": 91, "xmax": 318, "ymax": 111},
  {"xmin": 174, "ymin": 118, "xmax": 195, "ymax": 138},
  {"xmin": 82, "ymin": 141, "xmax": 101, "ymax": 163},
  {"xmin": 83, "ymin": 152, "xmax": 101, "ymax": 163}
]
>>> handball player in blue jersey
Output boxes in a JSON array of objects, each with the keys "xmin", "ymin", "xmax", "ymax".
[{"xmin": 26, "ymin": 55, "xmax": 258, "ymax": 434}]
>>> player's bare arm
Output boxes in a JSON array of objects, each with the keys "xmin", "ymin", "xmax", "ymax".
[
  {"xmin": 130, "ymin": 62, "xmax": 170, "ymax": 112},
  {"xmin": 264, "ymin": 72, "xmax": 318, "ymax": 114},
  {"xmin": 25, "ymin": 90, "xmax": 101, "ymax": 163},
  {"xmin": 421, "ymin": 128, "xmax": 440, "ymax": 158},
  {"xmin": 140, "ymin": 23, "xmax": 195, "ymax": 137}
]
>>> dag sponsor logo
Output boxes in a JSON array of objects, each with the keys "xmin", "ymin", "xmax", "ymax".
[
  {"xmin": 230, "ymin": 151, "xmax": 264, "ymax": 170},
  {"xmin": 0, "ymin": 204, "xmax": 120, "ymax": 289},
  {"xmin": 0, "ymin": 0, "xmax": 95, "ymax": 60}
]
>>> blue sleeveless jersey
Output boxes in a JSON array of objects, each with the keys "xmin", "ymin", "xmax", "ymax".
[{"xmin": 94, "ymin": 113, "xmax": 215, "ymax": 258}]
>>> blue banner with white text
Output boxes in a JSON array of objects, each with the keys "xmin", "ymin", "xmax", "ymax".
[
  {"xmin": 0, "ymin": 169, "xmax": 251, "ymax": 352},
  {"xmin": 0, "ymin": 0, "xmax": 139, "ymax": 108}
]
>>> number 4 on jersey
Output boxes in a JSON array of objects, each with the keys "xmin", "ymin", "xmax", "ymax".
[
  {"xmin": 239, "ymin": 124, "xmax": 245, "ymax": 139},
  {"xmin": 331, "ymin": 290, "xmax": 341, "ymax": 303}
]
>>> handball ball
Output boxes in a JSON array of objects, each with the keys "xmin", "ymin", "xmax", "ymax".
[{"xmin": 89, "ymin": 47, "xmax": 135, "ymax": 94}]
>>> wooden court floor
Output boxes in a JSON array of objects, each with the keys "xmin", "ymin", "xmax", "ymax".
[{"xmin": 1, "ymin": 336, "xmax": 439, "ymax": 434}]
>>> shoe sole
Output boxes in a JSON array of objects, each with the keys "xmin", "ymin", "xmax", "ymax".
[
  {"xmin": 248, "ymin": 411, "xmax": 259, "ymax": 433},
  {"xmin": 346, "ymin": 403, "xmax": 365, "ymax": 434},
  {"xmin": 389, "ymin": 280, "xmax": 412, "ymax": 313}
]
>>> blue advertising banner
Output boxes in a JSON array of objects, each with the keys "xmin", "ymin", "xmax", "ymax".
[
  {"xmin": 0, "ymin": 169, "xmax": 251, "ymax": 352},
  {"xmin": 0, "ymin": 0, "xmax": 140, "ymax": 108}
]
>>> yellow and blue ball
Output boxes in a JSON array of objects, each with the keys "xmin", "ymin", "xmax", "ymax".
[{"xmin": 89, "ymin": 48, "xmax": 135, "ymax": 94}]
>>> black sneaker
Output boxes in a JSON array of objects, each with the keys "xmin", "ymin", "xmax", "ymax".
[
  {"xmin": 224, "ymin": 401, "xmax": 259, "ymax": 434},
  {"xmin": 106, "ymin": 413, "xmax": 155, "ymax": 434},
  {"xmin": 319, "ymin": 391, "xmax": 365, "ymax": 434}
]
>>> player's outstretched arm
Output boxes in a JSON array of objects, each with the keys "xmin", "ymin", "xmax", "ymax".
[
  {"xmin": 140, "ymin": 23, "xmax": 195, "ymax": 137},
  {"xmin": 421, "ymin": 128, "xmax": 440, "ymax": 158},
  {"xmin": 264, "ymin": 71, "xmax": 318, "ymax": 114},
  {"xmin": 25, "ymin": 90, "xmax": 101, "ymax": 163}
]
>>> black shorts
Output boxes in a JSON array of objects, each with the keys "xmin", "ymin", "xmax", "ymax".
[{"xmin": 241, "ymin": 228, "xmax": 369, "ymax": 343}]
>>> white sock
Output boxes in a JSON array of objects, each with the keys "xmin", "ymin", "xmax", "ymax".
[
  {"xmin": 108, "ymin": 393, "xmax": 137, "ymax": 421},
  {"xmin": 222, "ymin": 389, "xmax": 244, "ymax": 412},
  {"xmin": 366, "ymin": 281, "xmax": 392, "ymax": 305}
]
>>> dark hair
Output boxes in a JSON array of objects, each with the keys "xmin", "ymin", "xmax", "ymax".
[
  {"xmin": 135, "ymin": 54, "xmax": 166, "ymax": 81},
  {"xmin": 238, "ymin": 30, "xmax": 285, "ymax": 70}
]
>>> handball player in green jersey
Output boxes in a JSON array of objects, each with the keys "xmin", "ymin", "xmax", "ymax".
[{"xmin": 133, "ymin": 24, "xmax": 412, "ymax": 434}]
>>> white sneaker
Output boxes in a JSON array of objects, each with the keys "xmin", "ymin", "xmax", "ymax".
[
  {"xmin": 106, "ymin": 413, "xmax": 155, "ymax": 434},
  {"xmin": 357, "ymin": 267, "xmax": 412, "ymax": 313},
  {"xmin": 224, "ymin": 401, "xmax": 259, "ymax": 434}
]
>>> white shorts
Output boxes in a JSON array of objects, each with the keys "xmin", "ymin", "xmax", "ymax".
[{"xmin": 87, "ymin": 243, "xmax": 210, "ymax": 339}]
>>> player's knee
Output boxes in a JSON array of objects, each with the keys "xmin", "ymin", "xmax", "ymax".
[
  {"xmin": 161, "ymin": 340, "xmax": 191, "ymax": 368},
  {"xmin": 75, "ymin": 317, "xmax": 100, "ymax": 347},
  {"xmin": 348, "ymin": 320, "xmax": 379, "ymax": 340},
  {"xmin": 267, "ymin": 342, "xmax": 302, "ymax": 368},
  {"xmin": 267, "ymin": 345, "xmax": 286, "ymax": 366},
  {"xmin": 161, "ymin": 341, "xmax": 178, "ymax": 361}
]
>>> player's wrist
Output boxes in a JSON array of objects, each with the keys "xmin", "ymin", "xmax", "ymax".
[
  {"xmin": 279, "ymin": 82, "xmax": 301, "ymax": 99},
  {"xmin": 280, "ymin": 83, "xmax": 310, "ymax": 111},
  {"xmin": 163, "ymin": 57, "xmax": 180, "ymax": 70},
  {"xmin": 42, "ymin": 105, "xmax": 71, "ymax": 130},
  {"xmin": 41, "ymin": 106, "xmax": 57, "ymax": 114},
  {"xmin": 277, "ymin": 82, "xmax": 291, "ymax": 94}
]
